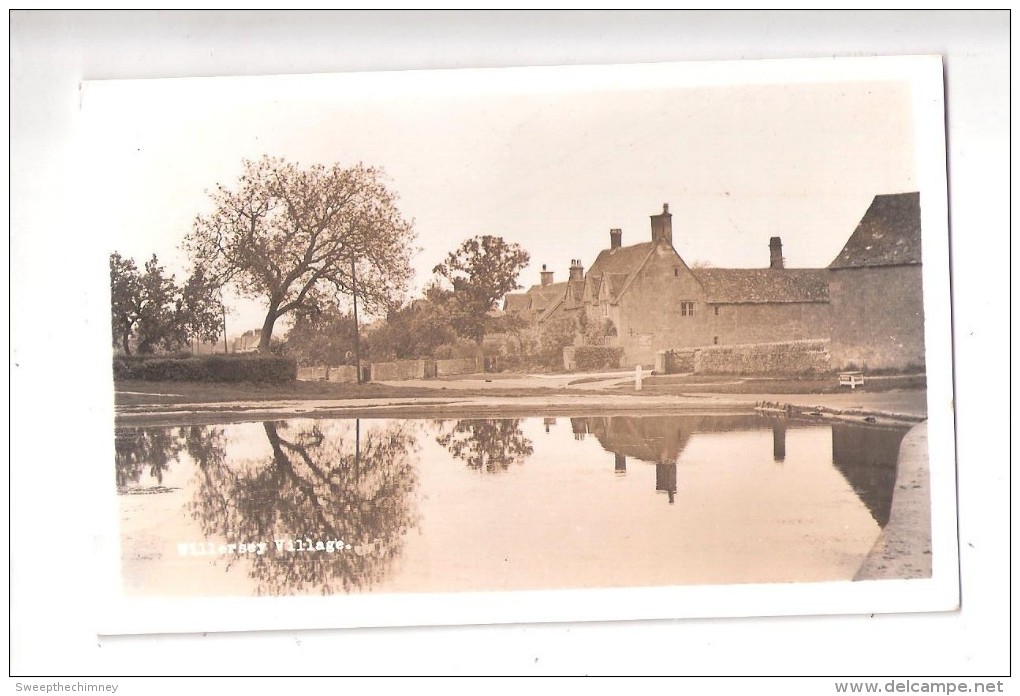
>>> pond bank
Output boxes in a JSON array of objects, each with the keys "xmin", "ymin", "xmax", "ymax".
[
  {"xmin": 855, "ymin": 423, "xmax": 932, "ymax": 581},
  {"xmin": 115, "ymin": 389, "xmax": 927, "ymax": 427}
]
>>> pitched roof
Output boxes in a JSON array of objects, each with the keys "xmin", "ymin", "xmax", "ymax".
[
  {"xmin": 585, "ymin": 242, "xmax": 657, "ymax": 303},
  {"xmin": 503, "ymin": 293, "xmax": 531, "ymax": 312},
  {"xmin": 586, "ymin": 242, "xmax": 656, "ymax": 279},
  {"xmin": 691, "ymin": 268, "xmax": 830, "ymax": 304},
  {"xmin": 829, "ymin": 192, "xmax": 922, "ymax": 269},
  {"xmin": 527, "ymin": 282, "xmax": 570, "ymax": 311}
]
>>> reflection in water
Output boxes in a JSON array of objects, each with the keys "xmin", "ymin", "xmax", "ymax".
[
  {"xmin": 435, "ymin": 419, "xmax": 534, "ymax": 473},
  {"xmin": 116, "ymin": 413, "xmax": 917, "ymax": 595},
  {"xmin": 773, "ymin": 422, "xmax": 787, "ymax": 463},
  {"xmin": 115, "ymin": 427, "xmax": 184, "ymax": 489},
  {"xmin": 188, "ymin": 419, "xmax": 419, "ymax": 595},
  {"xmin": 831, "ymin": 424, "xmax": 907, "ymax": 527}
]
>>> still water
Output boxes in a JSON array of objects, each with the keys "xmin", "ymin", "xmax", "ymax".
[{"xmin": 115, "ymin": 414, "xmax": 908, "ymax": 597}]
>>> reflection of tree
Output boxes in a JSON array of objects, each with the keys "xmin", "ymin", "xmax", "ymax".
[
  {"xmin": 186, "ymin": 419, "xmax": 419, "ymax": 596},
  {"xmin": 435, "ymin": 419, "xmax": 533, "ymax": 473},
  {"xmin": 114, "ymin": 426, "xmax": 184, "ymax": 489}
]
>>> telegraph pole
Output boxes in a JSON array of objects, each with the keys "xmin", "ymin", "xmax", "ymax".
[{"xmin": 351, "ymin": 254, "xmax": 361, "ymax": 383}]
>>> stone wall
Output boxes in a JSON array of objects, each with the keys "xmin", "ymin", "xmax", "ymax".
[
  {"xmin": 693, "ymin": 339, "xmax": 831, "ymax": 376},
  {"xmin": 297, "ymin": 365, "xmax": 359, "ymax": 382},
  {"xmin": 297, "ymin": 366, "xmax": 328, "ymax": 381},
  {"xmin": 435, "ymin": 357, "xmax": 482, "ymax": 376},
  {"xmin": 709, "ymin": 302, "xmax": 832, "ymax": 347},
  {"xmin": 829, "ymin": 265, "xmax": 925, "ymax": 371},
  {"xmin": 370, "ymin": 360, "xmax": 429, "ymax": 381}
]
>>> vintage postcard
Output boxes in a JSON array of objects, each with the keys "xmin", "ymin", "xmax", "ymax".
[{"xmin": 89, "ymin": 56, "xmax": 957, "ymax": 635}]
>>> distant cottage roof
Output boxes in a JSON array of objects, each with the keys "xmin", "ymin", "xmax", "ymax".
[
  {"xmin": 505, "ymin": 276, "xmax": 586, "ymax": 321},
  {"xmin": 502, "ymin": 293, "xmax": 531, "ymax": 313},
  {"xmin": 691, "ymin": 268, "xmax": 830, "ymax": 304},
  {"xmin": 527, "ymin": 282, "xmax": 570, "ymax": 311},
  {"xmin": 829, "ymin": 192, "xmax": 922, "ymax": 269}
]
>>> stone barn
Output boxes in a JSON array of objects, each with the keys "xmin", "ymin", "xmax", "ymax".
[{"xmin": 827, "ymin": 192, "xmax": 925, "ymax": 371}]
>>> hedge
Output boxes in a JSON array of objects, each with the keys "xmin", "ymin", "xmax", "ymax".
[
  {"xmin": 113, "ymin": 354, "xmax": 297, "ymax": 383},
  {"xmin": 572, "ymin": 345, "xmax": 624, "ymax": 371}
]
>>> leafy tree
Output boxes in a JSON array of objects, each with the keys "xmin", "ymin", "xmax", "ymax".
[
  {"xmin": 185, "ymin": 156, "xmax": 416, "ymax": 353},
  {"xmin": 366, "ymin": 284, "xmax": 460, "ymax": 361},
  {"xmin": 110, "ymin": 252, "xmax": 143, "ymax": 355},
  {"xmin": 177, "ymin": 266, "xmax": 224, "ymax": 349},
  {"xmin": 282, "ymin": 307, "xmax": 360, "ymax": 367},
  {"xmin": 432, "ymin": 235, "xmax": 529, "ymax": 349},
  {"xmin": 109, "ymin": 252, "xmax": 221, "ymax": 355},
  {"xmin": 536, "ymin": 314, "xmax": 581, "ymax": 369}
]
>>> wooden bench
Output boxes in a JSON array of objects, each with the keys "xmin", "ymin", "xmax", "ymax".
[{"xmin": 838, "ymin": 371, "xmax": 866, "ymax": 389}]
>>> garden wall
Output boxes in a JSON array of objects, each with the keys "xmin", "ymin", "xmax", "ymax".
[
  {"xmin": 297, "ymin": 366, "xmax": 359, "ymax": 382},
  {"xmin": 435, "ymin": 357, "xmax": 482, "ymax": 376},
  {"xmin": 370, "ymin": 360, "xmax": 430, "ymax": 381},
  {"xmin": 693, "ymin": 339, "xmax": 831, "ymax": 376}
]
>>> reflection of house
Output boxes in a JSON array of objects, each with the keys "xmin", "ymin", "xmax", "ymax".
[
  {"xmin": 828, "ymin": 192, "xmax": 924, "ymax": 370},
  {"xmin": 506, "ymin": 194, "xmax": 924, "ymax": 370},
  {"xmin": 579, "ymin": 414, "xmax": 779, "ymax": 506},
  {"xmin": 830, "ymin": 423, "xmax": 909, "ymax": 527}
]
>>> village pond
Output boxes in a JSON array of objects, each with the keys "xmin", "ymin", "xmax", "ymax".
[{"xmin": 115, "ymin": 413, "xmax": 916, "ymax": 597}]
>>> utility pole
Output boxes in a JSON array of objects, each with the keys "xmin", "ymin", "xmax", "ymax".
[
  {"xmin": 351, "ymin": 254, "xmax": 361, "ymax": 383},
  {"xmin": 221, "ymin": 294, "xmax": 228, "ymax": 354}
]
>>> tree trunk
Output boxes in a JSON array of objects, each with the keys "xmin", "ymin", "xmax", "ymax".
[
  {"xmin": 258, "ymin": 311, "xmax": 277, "ymax": 353},
  {"xmin": 122, "ymin": 333, "xmax": 132, "ymax": 356}
]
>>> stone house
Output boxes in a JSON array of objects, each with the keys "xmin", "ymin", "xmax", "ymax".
[
  {"xmin": 577, "ymin": 204, "xmax": 830, "ymax": 364},
  {"xmin": 506, "ymin": 194, "xmax": 923, "ymax": 370},
  {"xmin": 827, "ymin": 192, "xmax": 924, "ymax": 371}
]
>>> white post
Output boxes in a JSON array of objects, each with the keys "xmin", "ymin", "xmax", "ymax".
[{"xmin": 635, "ymin": 364, "xmax": 643, "ymax": 391}]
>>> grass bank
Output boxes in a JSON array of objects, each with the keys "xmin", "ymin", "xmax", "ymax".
[
  {"xmin": 114, "ymin": 379, "xmax": 577, "ymax": 407},
  {"xmin": 616, "ymin": 373, "xmax": 926, "ymax": 395}
]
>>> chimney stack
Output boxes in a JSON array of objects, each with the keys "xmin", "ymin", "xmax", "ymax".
[
  {"xmin": 569, "ymin": 259, "xmax": 584, "ymax": 281},
  {"xmin": 540, "ymin": 264, "xmax": 554, "ymax": 286},
  {"xmin": 650, "ymin": 203, "xmax": 673, "ymax": 246},
  {"xmin": 610, "ymin": 228, "xmax": 622, "ymax": 249},
  {"xmin": 769, "ymin": 237, "xmax": 784, "ymax": 269}
]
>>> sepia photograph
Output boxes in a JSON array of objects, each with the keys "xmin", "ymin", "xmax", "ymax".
[
  {"xmin": 11, "ymin": 9, "xmax": 1012, "ymax": 683},
  {"xmin": 82, "ymin": 55, "xmax": 959, "ymax": 634}
]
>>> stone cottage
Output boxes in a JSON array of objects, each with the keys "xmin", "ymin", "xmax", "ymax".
[
  {"xmin": 506, "ymin": 194, "xmax": 924, "ymax": 371},
  {"xmin": 827, "ymin": 192, "xmax": 925, "ymax": 371}
]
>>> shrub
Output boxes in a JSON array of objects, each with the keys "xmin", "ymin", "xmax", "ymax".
[
  {"xmin": 113, "ymin": 353, "xmax": 297, "ymax": 382},
  {"xmin": 572, "ymin": 346, "xmax": 624, "ymax": 371}
]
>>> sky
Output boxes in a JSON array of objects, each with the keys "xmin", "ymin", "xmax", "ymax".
[{"xmin": 81, "ymin": 61, "xmax": 918, "ymax": 336}]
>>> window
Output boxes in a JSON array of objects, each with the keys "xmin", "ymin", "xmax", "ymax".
[
  {"xmin": 680, "ymin": 301, "xmax": 695, "ymax": 317},
  {"xmin": 714, "ymin": 306, "xmax": 719, "ymax": 316},
  {"xmin": 602, "ymin": 303, "xmax": 609, "ymax": 318},
  {"xmin": 674, "ymin": 267, "xmax": 679, "ymax": 277},
  {"xmin": 713, "ymin": 336, "xmax": 719, "ymax": 345}
]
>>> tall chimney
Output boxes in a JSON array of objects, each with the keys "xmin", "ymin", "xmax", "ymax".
[
  {"xmin": 609, "ymin": 228, "xmax": 622, "ymax": 249},
  {"xmin": 650, "ymin": 203, "xmax": 673, "ymax": 246},
  {"xmin": 569, "ymin": 259, "xmax": 584, "ymax": 281},
  {"xmin": 769, "ymin": 237, "xmax": 784, "ymax": 269},
  {"xmin": 540, "ymin": 264, "xmax": 554, "ymax": 286}
]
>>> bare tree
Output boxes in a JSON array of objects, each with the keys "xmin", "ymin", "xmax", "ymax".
[{"xmin": 185, "ymin": 156, "xmax": 416, "ymax": 352}]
